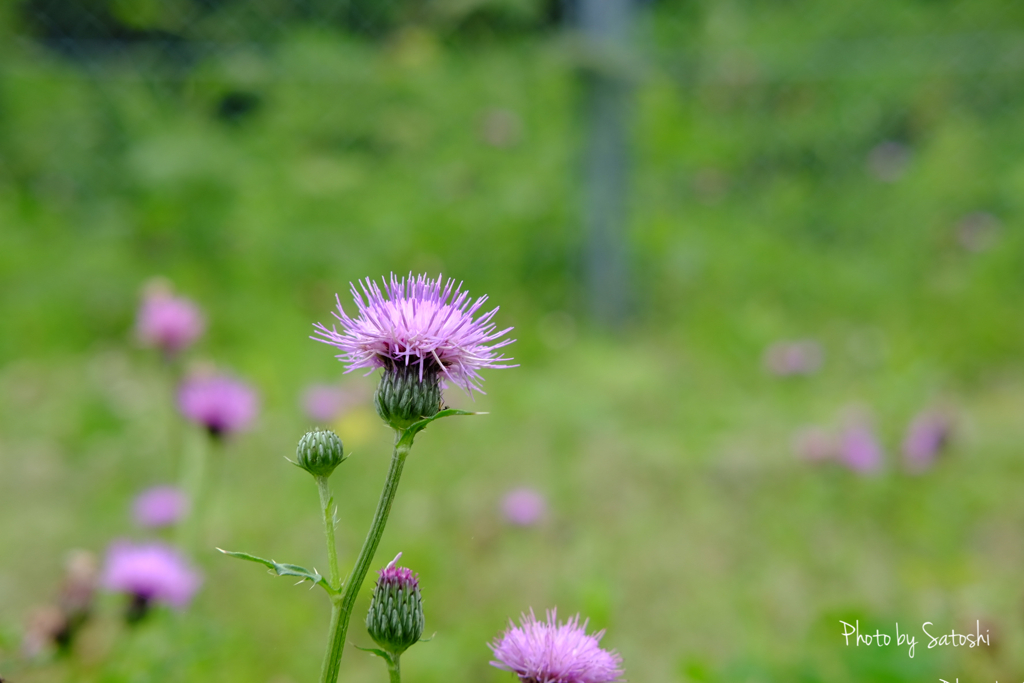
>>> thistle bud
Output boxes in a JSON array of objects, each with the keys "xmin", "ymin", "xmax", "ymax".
[
  {"xmin": 373, "ymin": 364, "xmax": 441, "ymax": 430},
  {"xmin": 296, "ymin": 429, "xmax": 346, "ymax": 478},
  {"xmin": 365, "ymin": 553, "xmax": 424, "ymax": 656}
]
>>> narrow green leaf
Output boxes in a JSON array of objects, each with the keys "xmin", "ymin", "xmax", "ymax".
[
  {"xmin": 217, "ymin": 548, "xmax": 333, "ymax": 593},
  {"xmin": 355, "ymin": 645, "xmax": 394, "ymax": 665},
  {"xmin": 402, "ymin": 408, "xmax": 482, "ymax": 442}
]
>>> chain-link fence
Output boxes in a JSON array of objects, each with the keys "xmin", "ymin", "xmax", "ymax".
[
  {"xmin": 3, "ymin": 0, "xmax": 1024, "ymax": 357},
  {"xmin": 7, "ymin": 5, "xmax": 1024, "ymax": 683}
]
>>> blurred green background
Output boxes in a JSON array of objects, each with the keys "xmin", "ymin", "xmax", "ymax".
[{"xmin": 3, "ymin": 0, "xmax": 1024, "ymax": 681}]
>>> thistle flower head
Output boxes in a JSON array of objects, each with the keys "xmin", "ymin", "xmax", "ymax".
[
  {"xmin": 376, "ymin": 552, "xmax": 419, "ymax": 588},
  {"xmin": 101, "ymin": 541, "xmax": 201, "ymax": 615},
  {"xmin": 132, "ymin": 486, "xmax": 189, "ymax": 528},
  {"xmin": 501, "ymin": 487, "xmax": 547, "ymax": 526},
  {"xmin": 295, "ymin": 428, "xmax": 346, "ymax": 478},
  {"xmin": 23, "ymin": 551, "xmax": 100, "ymax": 655},
  {"xmin": 839, "ymin": 421, "xmax": 883, "ymax": 474},
  {"xmin": 178, "ymin": 373, "xmax": 258, "ymax": 437},
  {"xmin": 60, "ymin": 550, "xmax": 99, "ymax": 618},
  {"xmin": 903, "ymin": 409, "xmax": 951, "ymax": 473},
  {"xmin": 311, "ymin": 273, "xmax": 515, "ymax": 396},
  {"xmin": 366, "ymin": 553, "xmax": 424, "ymax": 656},
  {"xmin": 793, "ymin": 426, "xmax": 835, "ymax": 463},
  {"xmin": 135, "ymin": 284, "xmax": 204, "ymax": 355},
  {"xmin": 763, "ymin": 339, "xmax": 823, "ymax": 377},
  {"xmin": 490, "ymin": 609, "xmax": 624, "ymax": 683},
  {"xmin": 302, "ymin": 384, "xmax": 350, "ymax": 422}
]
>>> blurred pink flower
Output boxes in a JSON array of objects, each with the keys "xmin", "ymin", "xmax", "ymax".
[
  {"xmin": 132, "ymin": 486, "xmax": 188, "ymax": 528},
  {"xmin": 22, "ymin": 551, "xmax": 99, "ymax": 657},
  {"xmin": 301, "ymin": 384, "xmax": 349, "ymax": 423},
  {"xmin": 903, "ymin": 410, "xmax": 952, "ymax": 474},
  {"xmin": 490, "ymin": 609, "xmax": 624, "ymax": 683},
  {"xmin": 479, "ymin": 108, "xmax": 523, "ymax": 148},
  {"xmin": 867, "ymin": 140, "xmax": 911, "ymax": 183},
  {"xmin": 956, "ymin": 212, "xmax": 1001, "ymax": 252},
  {"xmin": 178, "ymin": 373, "xmax": 258, "ymax": 437},
  {"xmin": 501, "ymin": 487, "xmax": 547, "ymax": 526},
  {"xmin": 793, "ymin": 426, "xmax": 835, "ymax": 462},
  {"xmin": 839, "ymin": 421, "xmax": 884, "ymax": 474},
  {"xmin": 763, "ymin": 339, "xmax": 824, "ymax": 377},
  {"xmin": 102, "ymin": 541, "xmax": 201, "ymax": 610},
  {"xmin": 135, "ymin": 286, "xmax": 204, "ymax": 356}
]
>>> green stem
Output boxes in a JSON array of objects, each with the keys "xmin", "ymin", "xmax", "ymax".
[
  {"xmin": 177, "ymin": 429, "xmax": 210, "ymax": 553},
  {"xmin": 316, "ymin": 476, "xmax": 341, "ymax": 590},
  {"xmin": 387, "ymin": 654, "xmax": 401, "ymax": 683},
  {"xmin": 320, "ymin": 601, "xmax": 344, "ymax": 681},
  {"xmin": 319, "ymin": 431, "xmax": 412, "ymax": 683}
]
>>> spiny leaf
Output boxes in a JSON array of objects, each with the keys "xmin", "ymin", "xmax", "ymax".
[
  {"xmin": 402, "ymin": 408, "xmax": 482, "ymax": 443},
  {"xmin": 217, "ymin": 548, "xmax": 334, "ymax": 594},
  {"xmin": 355, "ymin": 645, "xmax": 394, "ymax": 665}
]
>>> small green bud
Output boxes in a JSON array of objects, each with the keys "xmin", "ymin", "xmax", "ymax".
[
  {"xmin": 365, "ymin": 553, "xmax": 424, "ymax": 656},
  {"xmin": 295, "ymin": 429, "xmax": 346, "ymax": 478},
  {"xmin": 374, "ymin": 364, "xmax": 441, "ymax": 430}
]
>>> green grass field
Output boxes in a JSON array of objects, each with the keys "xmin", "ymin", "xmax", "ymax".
[{"xmin": 3, "ymin": 1, "xmax": 1024, "ymax": 681}]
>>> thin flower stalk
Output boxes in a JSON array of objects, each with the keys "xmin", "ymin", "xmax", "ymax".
[{"xmin": 319, "ymin": 431, "xmax": 411, "ymax": 683}]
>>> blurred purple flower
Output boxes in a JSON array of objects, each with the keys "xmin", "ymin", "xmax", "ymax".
[
  {"xmin": 101, "ymin": 541, "xmax": 201, "ymax": 612},
  {"xmin": 903, "ymin": 410, "xmax": 952, "ymax": 474},
  {"xmin": 764, "ymin": 339, "xmax": 824, "ymax": 377},
  {"xmin": 301, "ymin": 384, "xmax": 349, "ymax": 423},
  {"xmin": 867, "ymin": 141, "xmax": 911, "ymax": 183},
  {"xmin": 312, "ymin": 273, "xmax": 516, "ymax": 395},
  {"xmin": 178, "ymin": 373, "xmax": 258, "ymax": 437},
  {"xmin": 490, "ymin": 609, "xmax": 624, "ymax": 683},
  {"xmin": 479, "ymin": 108, "xmax": 523, "ymax": 148},
  {"xmin": 839, "ymin": 421, "xmax": 883, "ymax": 474},
  {"xmin": 23, "ymin": 551, "xmax": 99, "ymax": 657},
  {"xmin": 501, "ymin": 487, "xmax": 547, "ymax": 526},
  {"xmin": 135, "ymin": 286, "xmax": 204, "ymax": 356},
  {"xmin": 793, "ymin": 426, "xmax": 835, "ymax": 463},
  {"xmin": 956, "ymin": 211, "xmax": 1001, "ymax": 252},
  {"xmin": 132, "ymin": 486, "xmax": 188, "ymax": 528},
  {"xmin": 22, "ymin": 606, "xmax": 67, "ymax": 658}
]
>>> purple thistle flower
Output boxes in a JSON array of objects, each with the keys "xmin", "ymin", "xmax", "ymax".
[
  {"xmin": 132, "ymin": 486, "xmax": 189, "ymax": 528},
  {"xmin": 956, "ymin": 211, "xmax": 1001, "ymax": 252},
  {"xmin": 178, "ymin": 373, "xmax": 258, "ymax": 437},
  {"xmin": 490, "ymin": 609, "xmax": 624, "ymax": 683},
  {"xmin": 135, "ymin": 287, "xmax": 204, "ymax": 356},
  {"xmin": 311, "ymin": 273, "xmax": 515, "ymax": 395},
  {"xmin": 502, "ymin": 487, "xmax": 547, "ymax": 526},
  {"xmin": 763, "ymin": 339, "xmax": 824, "ymax": 377},
  {"xmin": 366, "ymin": 552, "xmax": 425, "ymax": 655},
  {"xmin": 839, "ymin": 421, "xmax": 883, "ymax": 474},
  {"xmin": 903, "ymin": 410, "xmax": 952, "ymax": 474},
  {"xmin": 793, "ymin": 426, "xmax": 835, "ymax": 463},
  {"xmin": 101, "ymin": 541, "xmax": 201, "ymax": 613},
  {"xmin": 377, "ymin": 552, "xmax": 419, "ymax": 589},
  {"xmin": 301, "ymin": 383, "xmax": 349, "ymax": 423},
  {"xmin": 867, "ymin": 140, "xmax": 911, "ymax": 183}
]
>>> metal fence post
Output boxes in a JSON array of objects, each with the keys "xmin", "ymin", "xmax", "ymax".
[{"xmin": 577, "ymin": 0, "xmax": 634, "ymax": 330}]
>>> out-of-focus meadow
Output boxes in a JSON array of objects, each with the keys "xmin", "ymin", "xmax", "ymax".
[{"xmin": 4, "ymin": 0, "xmax": 1024, "ymax": 681}]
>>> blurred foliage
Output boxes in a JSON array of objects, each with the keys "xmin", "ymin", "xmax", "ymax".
[
  {"xmin": 3, "ymin": 1, "xmax": 1024, "ymax": 682},
  {"xmin": 17, "ymin": 0, "xmax": 556, "ymax": 45}
]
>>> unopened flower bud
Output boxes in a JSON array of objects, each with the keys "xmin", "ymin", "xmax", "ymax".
[
  {"xmin": 365, "ymin": 553, "xmax": 424, "ymax": 656},
  {"xmin": 373, "ymin": 364, "xmax": 441, "ymax": 430},
  {"xmin": 296, "ymin": 429, "xmax": 346, "ymax": 478}
]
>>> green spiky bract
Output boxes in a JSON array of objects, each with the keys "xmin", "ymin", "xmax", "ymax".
[{"xmin": 296, "ymin": 429, "xmax": 346, "ymax": 478}]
